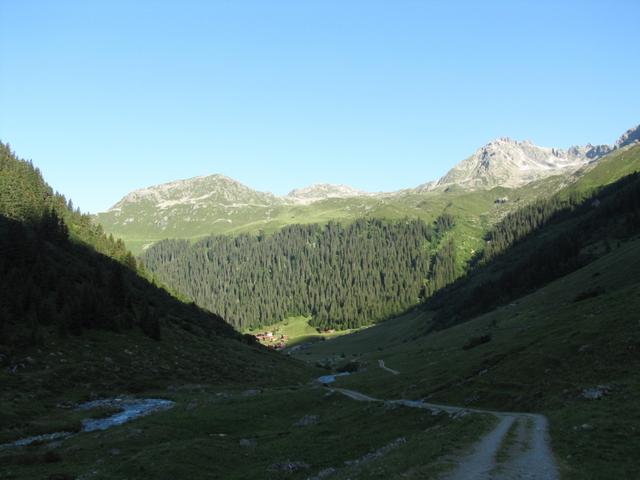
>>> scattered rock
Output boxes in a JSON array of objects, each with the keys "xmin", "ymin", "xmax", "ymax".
[
  {"xmin": 294, "ymin": 415, "xmax": 319, "ymax": 427},
  {"xmin": 573, "ymin": 423, "xmax": 594, "ymax": 431},
  {"xmin": 6, "ymin": 362, "xmax": 25, "ymax": 374},
  {"xmin": 267, "ymin": 460, "xmax": 310, "ymax": 473},
  {"xmin": 581, "ymin": 385, "xmax": 611, "ymax": 400},
  {"xmin": 109, "ymin": 448, "xmax": 121, "ymax": 456},
  {"xmin": 307, "ymin": 467, "xmax": 337, "ymax": 479},
  {"xmin": 239, "ymin": 438, "xmax": 257, "ymax": 449},
  {"xmin": 452, "ymin": 410, "xmax": 468, "ymax": 419},
  {"xmin": 242, "ymin": 389, "xmax": 260, "ymax": 397},
  {"xmin": 344, "ymin": 437, "xmax": 406, "ymax": 466}
]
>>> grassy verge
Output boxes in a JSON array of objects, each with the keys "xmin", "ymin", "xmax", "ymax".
[
  {"xmin": 292, "ymin": 238, "xmax": 640, "ymax": 478},
  {"xmin": 0, "ymin": 384, "xmax": 496, "ymax": 479}
]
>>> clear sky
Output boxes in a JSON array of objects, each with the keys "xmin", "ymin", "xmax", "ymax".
[{"xmin": 1, "ymin": 1, "xmax": 638, "ymax": 213}]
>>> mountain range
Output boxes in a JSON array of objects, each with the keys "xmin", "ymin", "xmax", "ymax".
[
  {"xmin": 96, "ymin": 124, "xmax": 639, "ymax": 253},
  {"xmin": 3, "ymin": 127, "xmax": 640, "ymax": 479}
]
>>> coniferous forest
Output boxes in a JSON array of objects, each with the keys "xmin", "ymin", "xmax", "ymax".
[
  {"xmin": 142, "ymin": 216, "xmax": 458, "ymax": 330},
  {"xmin": 0, "ymin": 142, "xmax": 238, "ymax": 350},
  {"xmin": 428, "ymin": 172, "xmax": 640, "ymax": 329}
]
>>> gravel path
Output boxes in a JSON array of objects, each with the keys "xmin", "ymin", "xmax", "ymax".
[{"xmin": 330, "ymin": 377, "xmax": 559, "ymax": 479}]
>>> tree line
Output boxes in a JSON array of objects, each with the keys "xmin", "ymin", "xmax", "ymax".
[
  {"xmin": 428, "ymin": 172, "xmax": 640, "ymax": 329},
  {"xmin": 142, "ymin": 216, "xmax": 458, "ymax": 330},
  {"xmin": 0, "ymin": 142, "xmax": 237, "ymax": 350},
  {"xmin": 0, "ymin": 142, "xmax": 135, "ymax": 266}
]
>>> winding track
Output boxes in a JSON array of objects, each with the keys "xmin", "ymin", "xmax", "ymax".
[
  {"xmin": 327, "ymin": 360, "xmax": 559, "ymax": 480},
  {"xmin": 378, "ymin": 359, "xmax": 400, "ymax": 375}
]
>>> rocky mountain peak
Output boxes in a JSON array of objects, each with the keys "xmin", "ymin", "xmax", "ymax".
[
  {"xmin": 616, "ymin": 124, "xmax": 640, "ymax": 149},
  {"xmin": 286, "ymin": 184, "xmax": 370, "ymax": 204},
  {"xmin": 432, "ymin": 137, "xmax": 595, "ymax": 191},
  {"xmin": 109, "ymin": 174, "xmax": 280, "ymax": 212}
]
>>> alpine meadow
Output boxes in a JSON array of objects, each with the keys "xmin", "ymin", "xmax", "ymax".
[{"xmin": 1, "ymin": 2, "xmax": 640, "ymax": 479}]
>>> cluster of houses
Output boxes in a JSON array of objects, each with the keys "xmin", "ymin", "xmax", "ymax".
[{"xmin": 253, "ymin": 331, "xmax": 288, "ymax": 350}]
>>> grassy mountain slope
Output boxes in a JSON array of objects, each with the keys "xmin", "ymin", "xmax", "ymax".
[
  {"xmin": 297, "ymin": 238, "xmax": 640, "ymax": 479},
  {"xmin": 0, "ymin": 144, "xmax": 313, "ymax": 448},
  {"xmin": 136, "ymin": 147, "xmax": 640, "ymax": 335},
  {"xmin": 562, "ymin": 143, "xmax": 640, "ymax": 196},
  {"xmin": 288, "ymin": 169, "xmax": 640, "ymax": 479},
  {"xmin": 97, "ymin": 175, "xmax": 566, "ymax": 256}
]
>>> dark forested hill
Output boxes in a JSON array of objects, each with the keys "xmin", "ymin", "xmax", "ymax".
[
  {"xmin": 426, "ymin": 168, "xmax": 640, "ymax": 329},
  {"xmin": 0, "ymin": 143, "xmax": 310, "ymax": 403},
  {"xmin": 0, "ymin": 142, "xmax": 136, "ymax": 265},
  {"xmin": 142, "ymin": 216, "xmax": 458, "ymax": 330}
]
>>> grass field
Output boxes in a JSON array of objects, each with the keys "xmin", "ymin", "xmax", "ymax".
[
  {"xmin": 0, "ymin": 369, "xmax": 498, "ymax": 479},
  {"xmin": 292, "ymin": 237, "xmax": 640, "ymax": 479},
  {"xmin": 244, "ymin": 315, "xmax": 363, "ymax": 349}
]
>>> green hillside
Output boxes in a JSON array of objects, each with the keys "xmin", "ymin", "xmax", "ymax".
[
  {"xmin": 3, "ymin": 142, "xmax": 639, "ymax": 479},
  {"xmin": 136, "ymin": 147, "xmax": 640, "ymax": 334},
  {"xmin": 96, "ymin": 176, "xmax": 561, "ymax": 255},
  {"xmin": 562, "ymin": 143, "xmax": 640, "ymax": 196},
  {"xmin": 290, "ymin": 172, "xmax": 640, "ymax": 479},
  {"xmin": 0, "ymin": 143, "xmax": 313, "ymax": 453}
]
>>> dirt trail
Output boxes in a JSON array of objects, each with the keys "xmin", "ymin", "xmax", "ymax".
[
  {"xmin": 378, "ymin": 359, "xmax": 400, "ymax": 375},
  {"xmin": 331, "ymin": 367, "xmax": 559, "ymax": 480}
]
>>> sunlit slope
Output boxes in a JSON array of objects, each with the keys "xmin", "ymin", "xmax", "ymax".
[
  {"xmin": 97, "ymin": 181, "xmax": 564, "ymax": 255},
  {"xmin": 562, "ymin": 143, "xmax": 640, "ymax": 196}
]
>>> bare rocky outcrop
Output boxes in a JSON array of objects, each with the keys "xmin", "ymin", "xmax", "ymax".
[
  {"xmin": 294, "ymin": 414, "xmax": 320, "ymax": 427},
  {"xmin": 287, "ymin": 184, "xmax": 374, "ymax": 204},
  {"xmin": 431, "ymin": 138, "xmax": 597, "ymax": 191},
  {"xmin": 616, "ymin": 124, "xmax": 640, "ymax": 149}
]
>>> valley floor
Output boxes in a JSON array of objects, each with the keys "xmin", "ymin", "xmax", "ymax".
[
  {"xmin": 291, "ymin": 238, "xmax": 640, "ymax": 479},
  {"xmin": 3, "ymin": 240, "xmax": 639, "ymax": 478},
  {"xmin": 0, "ymin": 380, "xmax": 498, "ymax": 479}
]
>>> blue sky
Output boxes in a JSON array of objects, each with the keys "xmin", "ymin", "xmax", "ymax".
[{"xmin": 1, "ymin": 0, "xmax": 638, "ymax": 213}]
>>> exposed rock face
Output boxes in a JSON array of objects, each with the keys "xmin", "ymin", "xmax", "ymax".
[
  {"xmin": 107, "ymin": 178, "xmax": 375, "ymax": 216},
  {"xmin": 109, "ymin": 174, "xmax": 281, "ymax": 213},
  {"xmin": 287, "ymin": 184, "xmax": 372, "ymax": 204},
  {"xmin": 616, "ymin": 124, "xmax": 640, "ymax": 149},
  {"xmin": 432, "ymin": 138, "xmax": 598, "ymax": 191},
  {"xmin": 423, "ymin": 124, "xmax": 637, "ymax": 192},
  {"xmin": 584, "ymin": 144, "xmax": 613, "ymax": 159}
]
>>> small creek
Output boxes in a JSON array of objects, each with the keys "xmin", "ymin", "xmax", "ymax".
[
  {"xmin": 316, "ymin": 372, "xmax": 351, "ymax": 384},
  {"xmin": 1, "ymin": 398, "xmax": 174, "ymax": 449}
]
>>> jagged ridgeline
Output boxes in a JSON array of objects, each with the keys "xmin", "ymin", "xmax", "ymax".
[
  {"xmin": 142, "ymin": 216, "xmax": 458, "ymax": 330},
  {"xmin": 0, "ymin": 142, "xmax": 237, "ymax": 348}
]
